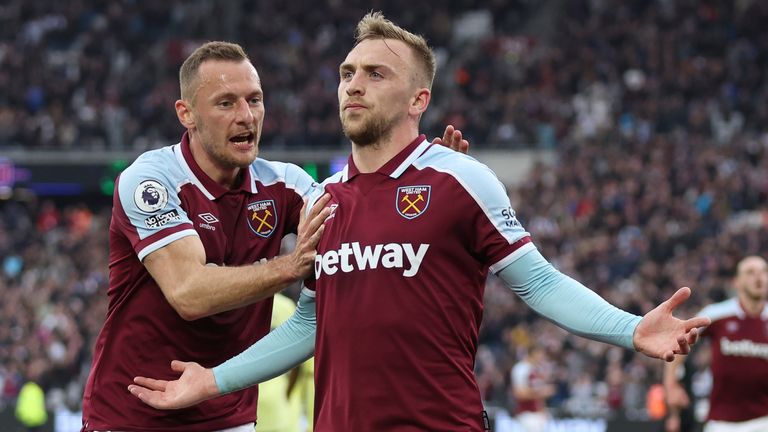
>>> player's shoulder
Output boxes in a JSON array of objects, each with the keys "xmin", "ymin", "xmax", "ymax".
[
  {"xmin": 700, "ymin": 297, "xmax": 742, "ymax": 323},
  {"xmin": 414, "ymin": 145, "xmax": 501, "ymax": 187},
  {"xmin": 414, "ymin": 144, "xmax": 509, "ymax": 205},
  {"xmin": 320, "ymin": 169, "xmax": 345, "ymax": 188},
  {"xmin": 251, "ymin": 158, "xmax": 317, "ymax": 196},
  {"xmin": 118, "ymin": 145, "xmax": 187, "ymax": 200},
  {"xmin": 122, "ymin": 145, "xmax": 184, "ymax": 181}
]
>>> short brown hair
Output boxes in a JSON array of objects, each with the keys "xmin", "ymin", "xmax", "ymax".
[
  {"xmin": 354, "ymin": 11, "xmax": 436, "ymax": 90},
  {"xmin": 179, "ymin": 41, "xmax": 250, "ymax": 102}
]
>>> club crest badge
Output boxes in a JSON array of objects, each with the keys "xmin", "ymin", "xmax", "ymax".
[
  {"xmin": 134, "ymin": 180, "xmax": 168, "ymax": 213},
  {"xmin": 247, "ymin": 200, "xmax": 277, "ymax": 238},
  {"xmin": 396, "ymin": 185, "xmax": 431, "ymax": 219}
]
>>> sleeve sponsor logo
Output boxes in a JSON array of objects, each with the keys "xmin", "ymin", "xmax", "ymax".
[
  {"xmin": 144, "ymin": 209, "xmax": 181, "ymax": 229},
  {"xmin": 134, "ymin": 179, "xmax": 169, "ymax": 213},
  {"xmin": 396, "ymin": 185, "xmax": 431, "ymax": 219},
  {"xmin": 501, "ymin": 207, "xmax": 521, "ymax": 228}
]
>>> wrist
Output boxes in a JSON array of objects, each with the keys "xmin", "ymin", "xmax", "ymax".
[
  {"xmin": 208, "ymin": 367, "xmax": 224, "ymax": 397},
  {"xmin": 268, "ymin": 253, "xmax": 304, "ymax": 286}
]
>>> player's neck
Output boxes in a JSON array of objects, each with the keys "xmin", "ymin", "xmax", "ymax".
[
  {"xmin": 189, "ymin": 133, "xmax": 241, "ymax": 188},
  {"xmin": 351, "ymin": 124, "xmax": 418, "ymax": 173},
  {"xmin": 739, "ymin": 293, "xmax": 766, "ymax": 316}
]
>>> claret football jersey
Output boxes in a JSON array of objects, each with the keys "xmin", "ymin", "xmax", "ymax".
[
  {"xmin": 699, "ymin": 298, "xmax": 768, "ymax": 422},
  {"xmin": 82, "ymin": 133, "xmax": 316, "ymax": 431},
  {"xmin": 308, "ymin": 135, "xmax": 533, "ymax": 431}
]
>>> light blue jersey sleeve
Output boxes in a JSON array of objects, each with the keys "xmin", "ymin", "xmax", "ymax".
[
  {"xmin": 213, "ymin": 288, "xmax": 317, "ymax": 394},
  {"xmin": 252, "ymin": 159, "xmax": 319, "ymax": 200},
  {"xmin": 115, "ymin": 148, "xmax": 197, "ymax": 261},
  {"xmin": 413, "ymin": 145, "xmax": 533, "ymax": 272},
  {"xmin": 498, "ymin": 248, "xmax": 642, "ymax": 349}
]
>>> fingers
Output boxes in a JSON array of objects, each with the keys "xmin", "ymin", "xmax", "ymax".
[
  {"xmin": 298, "ymin": 198, "xmax": 308, "ymax": 226},
  {"xmin": 132, "ymin": 376, "xmax": 168, "ymax": 391},
  {"xmin": 448, "ymin": 129, "xmax": 463, "ymax": 152},
  {"xmin": 674, "ymin": 334, "xmax": 691, "ymax": 356},
  {"xmin": 308, "ymin": 224, "xmax": 326, "ymax": 247},
  {"xmin": 431, "ymin": 125, "xmax": 470, "ymax": 154},
  {"xmin": 300, "ymin": 195, "xmax": 331, "ymax": 240},
  {"xmin": 684, "ymin": 327, "xmax": 699, "ymax": 346},
  {"xmin": 127, "ymin": 384, "xmax": 150, "ymax": 400},
  {"xmin": 663, "ymin": 350, "xmax": 675, "ymax": 362},
  {"xmin": 458, "ymin": 139, "xmax": 469, "ymax": 154},
  {"xmin": 307, "ymin": 194, "xmax": 331, "ymax": 221},
  {"xmin": 683, "ymin": 316, "xmax": 711, "ymax": 331},
  {"xmin": 171, "ymin": 360, "xmax": 188, "ymax": 373},
  {"xmin": 442, "ymin": 125, "xmax": 455, "ymax": 145},
  {"xmin": 127, "ymin": 385, "xmax": 165, "ymax": 409},
  {"xmin": 663, "ymin": 287, "xmax": 692, "ymax": 312}
]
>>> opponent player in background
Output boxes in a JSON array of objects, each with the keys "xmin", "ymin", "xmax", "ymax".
[
  {"xmin": 512, "ymin": 347, "xmax": 555, "ymax": 432},
  {"xmin": 255, "ymin": 293, "xmax": 314, "ymax": 432},
  {"xmin": 664, "ymin": 256, "xmax": 768, "ymax": 432},
  {"xmin": 83, "ymin": 39, "xmax": 465, "ymax": 432},
  {"xmin": 128, "ymin": 13, "xmax": 710, "ymax": 431}
]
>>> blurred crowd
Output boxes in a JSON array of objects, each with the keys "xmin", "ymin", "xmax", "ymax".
[
  {"xmin": 2, "ymin": 0, "xmax": 765, "ymax": 151},
  {"xmin": 1, "ymin": 0, "xmax": 768, "ymax": 425}
]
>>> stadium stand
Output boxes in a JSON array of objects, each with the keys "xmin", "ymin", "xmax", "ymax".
[{"xmin": 1, "ymin": 0, "xmax": 767, "ymax": 430}]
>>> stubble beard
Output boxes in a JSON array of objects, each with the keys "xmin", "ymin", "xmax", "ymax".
[
  {"xmin": 197, "ymin": 118, "xmax": 257, "ymax": 170},
  {"xmin": 341, "ymin": 110, "xmax": 398, "ymax": 147}
]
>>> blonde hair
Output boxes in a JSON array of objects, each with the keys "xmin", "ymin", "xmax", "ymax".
[
  {"xmin": 355, "ymin": 11, "xmax": 436, "ymax": 90},
  {"xmin": 179, "ymin": 41, "xmax": 250, "ymax": 102}
]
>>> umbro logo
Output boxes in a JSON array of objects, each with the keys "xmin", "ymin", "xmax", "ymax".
[
  {"xmin": 199, "ymin": 213, "xmax": 219, "ymax": 224},
  {"xmin": 198, "ymin": 213, "xmax": 219, "ymax": 231}
]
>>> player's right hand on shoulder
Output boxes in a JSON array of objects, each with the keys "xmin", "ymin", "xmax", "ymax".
[{"xmin": 292, "ymin": 194, "xmax": 332, "ymax": 279}]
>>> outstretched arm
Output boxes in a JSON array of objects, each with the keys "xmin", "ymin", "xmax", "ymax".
[
  {"xmin": 498, "ymin": 249, "xmax": 709, "ymax": 360},
  {"xmin": 128, "ymin": 289, "xmax": 317, "ymax": 409}
]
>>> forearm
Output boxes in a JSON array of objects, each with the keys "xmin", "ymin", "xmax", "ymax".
[
  {"xmin": 663, "ymin": 355, "xmax": 685, "ymax": 391},
  {"xmin": 213, "ymin": 289, "xmax": 317, "ymax": 394},
  {"xmin": 498, "ymin": 249, "xmax": 641, "ymax": 349},
  {"xmin": 174, "ymin": 254, "xmax": 301, "ymax": 319}
]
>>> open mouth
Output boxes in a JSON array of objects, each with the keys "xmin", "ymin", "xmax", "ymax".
[{"xmin": 229, "ymin": 132, "xmax": 255, "ymax": 144}]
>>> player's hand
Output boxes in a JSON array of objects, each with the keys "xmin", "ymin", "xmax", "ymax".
[
  {"xmin": 665, "ymin": 412, "xmax": 681, "ymax": 432},
  {"xmin": 432, "ymin": 125, "xmax": 469, "ymax": 154},
  {"xmin": 291, "ymin": 194, "xmax": 331, "ymax": 279},
  {"xmin": 128, "ymin": 360, "xmax": 219, "ymax": 410},
  {"xmin": 665, "ymin": 381, "xmax": 691, "ymax": 409},
  {"xmin": 633, "ymin": 287, "xmax": 711, "ymax": 362}
]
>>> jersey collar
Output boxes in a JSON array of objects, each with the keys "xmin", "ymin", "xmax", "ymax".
[
  {"xmin": 176, "ymin": 132, "xmax": 257, "ymax": 199},
  {"xmin": 343, "ymin": 134, "xmax": 431, "ymax": 182}
]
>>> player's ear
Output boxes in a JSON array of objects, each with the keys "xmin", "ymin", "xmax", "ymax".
[
  {"xmin": 409, "ymin": 88, "xmax": 430, "ymax": 117},
  {"xmin": 176, "ymin": 99, "xmax": 195, "ymax": 129}
]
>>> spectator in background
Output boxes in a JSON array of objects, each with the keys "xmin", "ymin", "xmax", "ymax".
[
  {"xmin": 2, "ymin": 1, "xmax": 768, "ymax": 427},
  {"xmin": 15, "ymin": 359, "xmax": 48, "ymax": 431}
]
